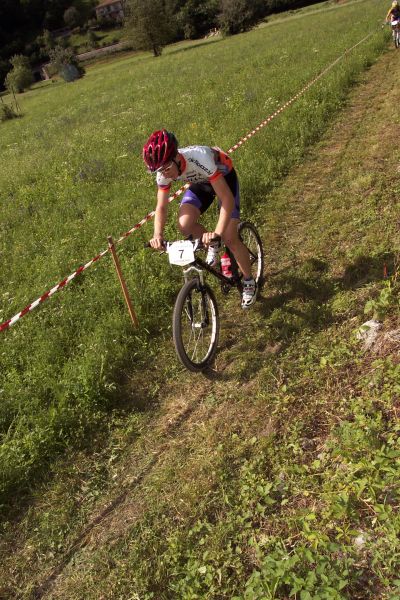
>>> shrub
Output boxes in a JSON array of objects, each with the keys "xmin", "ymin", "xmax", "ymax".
[
  {"xmin": 88, "ymin": 30, "xmax": 99, "ymax": 48},
  {"xmin": 218, "ymin": 0, "xmax": 265, "ymax": 35},
  {"xmin": 4, "ymin": 55, "xmax": 34, "ymax": 93},
  {"xmin": 64, "ymin": 6, "xmax": 80, "ymax": 28},
  {"xmin": 0, "ymin": 103, "xmax": 18, "ymax": 122},
  {"xmin": 60, "ymin": 64, "xmax": 81, "ymax": 82},
  {"xmin": 48, "ymin": 45, "xmax": 85, "ymax": 81}
]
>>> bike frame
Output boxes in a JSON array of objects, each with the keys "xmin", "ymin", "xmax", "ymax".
[
  {"xmin": 181, "ymin": 254, "xmax": 241, "ymax": 290},
  {"xmin": 391, "ymin": 20, "xmax": 400, "ymax": 36}
]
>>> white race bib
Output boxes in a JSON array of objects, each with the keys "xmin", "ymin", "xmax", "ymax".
[{"xmin": 167, "ymin": 240, "xmax": 195, "ymax": 266}]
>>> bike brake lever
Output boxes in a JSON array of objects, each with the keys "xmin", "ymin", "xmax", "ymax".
[{"xmin": 144, "ymin": 241, "xmax": 168, "ymax": 250}]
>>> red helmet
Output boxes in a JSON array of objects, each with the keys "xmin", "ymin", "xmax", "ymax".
[{"xmin": 143, "ymin": 129, "xmax": 178, "ymax": 172}]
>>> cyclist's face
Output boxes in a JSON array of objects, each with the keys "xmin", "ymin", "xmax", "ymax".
[{"xmin": 158, "ymin": 160, "xmax": 178, "ymax": 178}]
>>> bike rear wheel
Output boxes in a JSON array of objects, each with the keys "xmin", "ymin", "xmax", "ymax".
[
  {"xmin": 238, "ymin": 221, "xmax": 264, "ymax": 287},
  {"xmin": 173, "ymin": 278, "xmax": 220, "ymax": 372}
]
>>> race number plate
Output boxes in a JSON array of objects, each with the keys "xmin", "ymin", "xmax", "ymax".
[{"xmin": 167, "ymin": 240, "xmax": 195, "ymax": 266}]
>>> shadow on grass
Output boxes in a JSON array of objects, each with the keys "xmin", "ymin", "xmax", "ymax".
[
  {"xmin": 340, "ymin": 252, "xmax": 396, "ymax": 289},
  {"xmin": 30, "ymin": 391, "xmax": 205, "ymax": 600},
  {"xmin": 4, "ymin": 253, "xmax": 395, "ymax": 548},
  {"xmin": 260, "ymin": 251, "xmax": 395, "ymax": 319},
  {"xmin": 210, "ymin": 251, "xmax": 395, "ymax": 382}
]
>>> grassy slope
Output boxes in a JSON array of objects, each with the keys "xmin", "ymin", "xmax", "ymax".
[
  {"xmin": 1, "ymin": 18, "xmax": 400, "ymax": 600},
  {"xmin": 3, "ymin": 3, "xmax": 400, "ymax": 599},
  {"xmin": 0, "ymin": 0, "xmax": 388, "ymax": 516}
]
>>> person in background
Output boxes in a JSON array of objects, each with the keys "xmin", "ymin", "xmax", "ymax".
[{"xmin": 386, "ymin": 0, "xmax": 400, "ymax": 23}]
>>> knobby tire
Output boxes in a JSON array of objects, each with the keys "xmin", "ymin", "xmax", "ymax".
[
  {"xmin": 172, "ymin": 278, "xmax": 220, "ymax": 372},
  {"xmin": 238, "ymin": 221, "xmax": 265, "ymax": 289}
]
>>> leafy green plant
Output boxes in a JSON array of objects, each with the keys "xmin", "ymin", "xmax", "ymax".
[
  {"xmin": 0, "ymin": 102, "xmax": 18, "ymax": 121},
  {"xmin": 4, "ymin": 55, "xmax": 33, "ymax": 93},
  {"xmin": 364, "ymin": 280, "xmax": 399, "ymax": 320},
  {"xmin": 48, "ymin": 45, "xmax": 85, "ymax": 81}
]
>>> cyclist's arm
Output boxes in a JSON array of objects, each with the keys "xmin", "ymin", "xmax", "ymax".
[
  {"xmin": 151, "ymin": 188, "xmax": 169, "ymax": 249},
  {"xmin": 210, "ymin": 175, "xmax": 234, "ymax": 236}
]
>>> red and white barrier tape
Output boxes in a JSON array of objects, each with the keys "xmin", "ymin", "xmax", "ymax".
[
  {"xmin": 0, "ymin": 252, "xmax": 108, "ymax": 331},
  {"xmin": 113, "ymin": 184, "xmax": 189, "ymax": 244},
  {"xmin": 0, "ymin": 30, "xmax": 377, "ymax": 333},
  {"xmin": 0, "ymin": 185, "xmax": 189, "ymax": 333},
  {"xmin": 227, "ymin": 31, "xmax": 374, "ymax": 152}
]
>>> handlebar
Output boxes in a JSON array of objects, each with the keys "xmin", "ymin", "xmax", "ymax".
[{"xmin": 144, "ymin": 234, "xmax": 222, "ymax": 250}]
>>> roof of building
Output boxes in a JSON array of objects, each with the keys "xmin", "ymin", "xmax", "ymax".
[{"xmin": 96, "ymin": 0, "xmax": 122, "ymax": 8}]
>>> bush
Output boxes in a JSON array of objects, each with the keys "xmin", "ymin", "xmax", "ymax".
[
  {"xmin": 64, "ymin": 6, "xmax": 80, "ymax": 28},
  {"xmin": 48, "ymin": 45, "xmax": 85, "ymax": 81},
  {"xmin": 97, "ymin": 16, "xmax": 116, "ymax": 29},
  {"xmin": 218, "ymin": 0, "xmax": 265, "ymax": 35},
  {"xmin": 60, "ymin": 64, "xmax": 81, "ymax": 82},
  {"xmin": 88, "ymin": 30, "xmax": 99, "ymax": 48},
  {"xmin": 0, "ymin": 103, "xmax": 18, "ymax": 122},
  {"xmin": 87, "ymin": 19, "xmax": 99, "ymax": 29},
  {"xmin": 4, "ymin": 55, "xmax": 34, "ymax": 93},
  {"xmin": 5, "ymin": 66, "xmax": 34, "ymax": 93}
]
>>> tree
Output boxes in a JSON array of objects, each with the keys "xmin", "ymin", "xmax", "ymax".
[
  {"xmin": 125, "ymin": 0, "xmax": 174, "ymax": 57},
  {"xmin": 9, "ymin": 55, "xmax": 31, "ymax": 70},
  {"xmin": 64, "ymin": 6, "xmax": 80, "ymax": 28},
  {"xmin": 4, "ymin": 55, "xmax": 34, "ymax": 93},
  {"xmin": 75, "ymin": 0, "xmax": 97, "ymax": 24},
  {"xmin": 176, "ymin": 0, "xmax": 219, "ymax": 39},
  {"xmin": 218, "ymin": 0, "xmax": 265, "ymax": 35},
  {"xmin": 36, "ymin": 29, "xmax": 56, "ymax": 61}
]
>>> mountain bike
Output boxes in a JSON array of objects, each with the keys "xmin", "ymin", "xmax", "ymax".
[
  {"xmin": 147, "ymin": 221, "xmax": 264, "ymax": 372},
  {"xmin": 387, "ymin": 19, "xmax": 400, "ymax": 47}
]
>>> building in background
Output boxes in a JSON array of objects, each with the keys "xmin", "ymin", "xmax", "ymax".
[{"xmin": 95, "ymin": 0, "xmax": 124, "ymax": 23}]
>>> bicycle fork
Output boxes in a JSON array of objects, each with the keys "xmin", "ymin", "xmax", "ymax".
[{"xmin": 182, "ymin": 267, "xmax": 210, "ymax": 329}]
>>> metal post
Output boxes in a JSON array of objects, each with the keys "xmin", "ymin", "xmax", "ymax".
[{"xmin": 107, "ymin": 236, "xmax": 138, "ymax": 328}]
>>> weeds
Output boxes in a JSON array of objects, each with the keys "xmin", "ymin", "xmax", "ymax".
[{"xmin": 0, "ymin": 1, "xmax": 399, "ymax": 597}]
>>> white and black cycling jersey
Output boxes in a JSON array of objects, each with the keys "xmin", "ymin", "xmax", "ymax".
[{"xmin": 157, "ymin": 145, "xmax": 233, "ymax": 190}]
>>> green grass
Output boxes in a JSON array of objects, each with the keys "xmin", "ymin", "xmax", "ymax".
[
  {"xmin": 68, "ymin": 26, "xmax": 125, "ymax": 53},
  {"xmin": 0, "ymin": 0, "xmax": 388, "ymax": 521},
  {"xmin": 2, "ymin": 2, "xmax": 400, "ymax": 597}
]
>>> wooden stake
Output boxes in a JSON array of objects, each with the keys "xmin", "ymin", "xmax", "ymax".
[{"xmin": 107, "ymin": 236, "xmax": 138, "ymax": 327}]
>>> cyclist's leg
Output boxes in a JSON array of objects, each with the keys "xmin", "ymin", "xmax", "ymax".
[
  {"xmin": 222, "ymin": 218, "xmax": 252, "ymax": 279},
  {"xmin": 178, "ymin": 184, "xmax": 215, "ymax": 238},
  {"xmin": 224, "ymin": 219, "xmax": 257, "ymax": 308},
  {"xmin": 216, "ymin": 170, "xmax": 252, "ymax": 279},
  {"xmin": 178, "ymin": 203, "xmax": 205, "ymax": 238}
]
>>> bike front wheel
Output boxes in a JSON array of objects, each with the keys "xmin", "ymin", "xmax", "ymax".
[
  {"xmin": 172, "ymin": 279, "xmax": 220, "ymax": 372},
  {"xmin": 238, "ymin": 221, "xmax": 264, "ymax": 287}
]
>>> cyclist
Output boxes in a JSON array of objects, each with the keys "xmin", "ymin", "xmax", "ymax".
[
  {"xmin": 386, "ymin": 0, "xmax": 400, "ymax": 24},
  {"xmin": 143, "ymin": 129, "xmax": 257, "ymax": 308}
]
